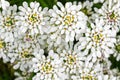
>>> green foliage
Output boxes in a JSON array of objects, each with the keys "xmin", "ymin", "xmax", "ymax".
[
  {"xmin": 7, "ymin": 0, "xmax": 88, "ymax": 8},
  {"xmin": 7, "ymin": 0, "xmax": 57, "ymax": 8},
  {"xmin": 0, "ymin": 60, "xmax": 14, "ymax": 80},
  {"xmin": 109, "ymin": 55, "xmax": 120, "ymax": 71}
]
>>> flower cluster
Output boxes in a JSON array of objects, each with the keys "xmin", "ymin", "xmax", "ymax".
[{"xmin": 0, "ymin": 0, "xmax": 120, "ymax": 80}]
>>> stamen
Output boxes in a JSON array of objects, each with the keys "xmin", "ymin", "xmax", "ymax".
[{"xmin": 64, "ymin": 15, "xmax": 74, "ymax": 26}]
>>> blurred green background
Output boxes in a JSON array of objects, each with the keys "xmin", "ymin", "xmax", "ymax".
[
  {"xmin": 0, "ymin": 0, "xmax": 120, "ymax": 80},
  {"xmin": 7, "ymin": 0, "xmax": 87, "ymax": 8}
]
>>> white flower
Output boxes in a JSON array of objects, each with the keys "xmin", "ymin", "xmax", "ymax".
[
  {"xmin": 79, "ymin": 62, "xmax": 102, "ymax": 80},
  {"xmin": 78, "ymin": 19, "xmax": 116, "ymax": 62},
  {"xmin": 48, "ymin": 2, "xmax": 87, "ymax": 43},
  {"xmin": 78, "ymin": 59, "xmax": 117, "ymax": 80},
  {"xmin": 0, "ymin": 0, "xmax": 10, "ymax": 10},
  {"xmin": 70, "ymin": 60, "xmax": 103, "ymax": 80},
  {"xmin": 59, "ymin": 42, "xmax": 85, "ymax": 79},
  {"xmin": 0, "ymin": 5, "xmax": 18, "ymax": 42},
  {"xmin": 71, "ymin": 59, "xmax": 118, "ymax": 80},
  {"xmin": 93, "ymin": 0, "xmax": 120, "ymax": 31},
  {"xmin": 16, "ymin": 1, "xmax": 49, "ymax": 36},
  {"xmin": 60, "ymin": 50, "xmax": 84, "ymax": 71},
  {"xmin": 32, "ymin": 50, "xmax": 65, "ymax": 80},
  {"xmin": 97, "ymin": 59, "xmax": 118, "ymax": 80},
  {"xmin": 8, "ymin": 40, "xmax": 41, "ymax": 72}
]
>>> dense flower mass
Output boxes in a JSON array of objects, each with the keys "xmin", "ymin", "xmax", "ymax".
[{"xmin": 0, "ymin": 0, "xmax": 120, "ymax": 80}]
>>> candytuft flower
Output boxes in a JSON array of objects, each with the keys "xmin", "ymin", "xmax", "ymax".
[
  {"xmin": 16, "ymin": 1, "xmax": 49, "ymax": 36},
  {"xmin": 93, "ymin": 0, "xmax": 120, "ymax": 31},
  {"xmin": 0, "ymin": 5, "xmax": 18, "ymax": 42},
  {"xmin": 48, "ymin": 2, "xmax": 87, "ymax": 43},
  {"xmin": 78, "ymin": 19, "xmax": 116, "ymax": 61}
]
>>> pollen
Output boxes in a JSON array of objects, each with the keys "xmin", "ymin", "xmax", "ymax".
[
  {"xmin": 64, "ymin": 15, "xmax": 74, "ymax": 26},
  {"xmin": 41, "ymin": 62, "xmax": 53, "ymax": 74},
  {"xmin": 93, "ymin": 32, "xmax": 104, "ymax": 44},
  {"xmin": 107, "ymin": 11, "xmax": 117, "ymax": 22},
  {"xmin": 5, "ymin": 17, "xmax": 15, "ymax": 27},
  {"xmin": 67, "ymin": 55, "xmax": 76, "ymax": 65},
  {"xmin": 20, "ymin": 50, "xmax": 29, "ymax": 58},
  {"xmin": 28, "ymin": 13, "xmax": 38, "ymax": 23}
]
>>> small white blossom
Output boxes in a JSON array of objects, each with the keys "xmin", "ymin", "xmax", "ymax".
[
  {"xmin": 0, "ymin": 5, "xmax": 18, "ymax": 42},
  {"xmin": 78, "ymin": 19, "xmax": 116, "ymax": 62},
  {"xmin": 79, "ymin": 62, "xmax": 102, "ymax": 80},
  {"xmin": 93, "ymin": 0, "xmax": 120, "ymax": 31},
  {"xmin": 8, "ymin": 40, "xmax": 41, "ymax": 72},
  {"xmin": 48, "ymin": 2, "xmax": 87, "ymax": 43},
  {"xmin": 59, "ymin": 43, "xmax": 85, "ymax": 79},
  {"xmin": 97, "ymin": 59, "xmax": 118, "ymax": 80},
  {"xmin": 32, "ymin": 50, "xmax": 65, "ymax": 80},
  {"xmin": 16, "ymin": 1, "xmax": 49, "ymax": 36}
]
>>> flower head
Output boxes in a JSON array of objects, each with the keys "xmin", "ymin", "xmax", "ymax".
[
  {"xmin": 32, "ymin": 50, "xmax": 65, "ymax": 80},
  {"xmin": 0, "ymin": 5, "xmax": 18, "ymax": 42},
  {"xmin": 78, "ymin": 19, "xmax": 116, "ymax": 61},
  {"xmin": 93, "ymin": 0, "xmax": 120, "ymax": 30},
  {"xmin": 49, "ymin": 2, "xmax": 87, "ymax": 43},
  {"xmin": 16, "ymin": 1, "xmax": 49, "ymax": 36}
]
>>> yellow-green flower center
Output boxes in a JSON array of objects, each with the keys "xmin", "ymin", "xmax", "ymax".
[
  {"xmin": 20, "ymin": 50, "xmax": 30, "ymax": 58},
  {"xmin": 28, "ymin": 13, "xmax": 38, "ymax": 23},
  {"xmin": 109, "ymin": 12, "xmax": 116, "ymax": 20},
  {"xmin": 42, "ymin": 62, "xmax": 53, "ymax": 74},
  {"xmin": 93, "ymin": 32, "xmax": 104, "ymax": 44},
  {"xmin": 5, "ymin": 17, "xmax": 15, "ymax": 27},
  {"xmin": 107, "ymin": 11, "xmax": 117, "ymax": 22},
  {"xmin": 67, "ymin": 55, "xmax": 76, "ymax": 65},
  {"xmin": 64, "ymin": 15, "xmax": 74, "ymax": 26}
]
